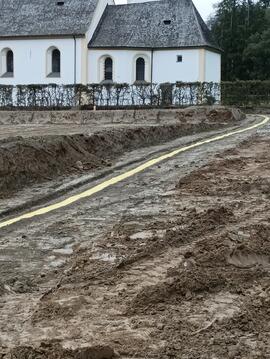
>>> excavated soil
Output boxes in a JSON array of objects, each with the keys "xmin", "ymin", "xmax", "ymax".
[
  {"xmin": 0, "ymin": 107, "xmax": 243, "ymax": 197},
  {"xmin": 0, "ymin": 344, "xmax": 115, "ymax": 359},
  {"xmin": 1, "ymin": 122, "xmax": 270, "ymax": 358}
]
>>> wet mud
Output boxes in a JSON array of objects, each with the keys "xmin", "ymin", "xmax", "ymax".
[
  {"xmin": 0, "ymin": 112, "xmax": 269, "ymax": 358},
  {"xmin": 0, "ymin": 107, "xmax": 243, "ymax": 197}
]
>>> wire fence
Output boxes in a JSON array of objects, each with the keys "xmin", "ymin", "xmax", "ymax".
[{"xmin": 0, "ymin": 81, "xmax": 269, "ymax": 109}]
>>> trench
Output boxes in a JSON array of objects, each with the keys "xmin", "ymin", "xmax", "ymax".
[{"xmin": 0, "ymin": 115, "xmax": 268, "ymax": 230}]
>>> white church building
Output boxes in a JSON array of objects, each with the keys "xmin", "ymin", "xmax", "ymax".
[{"xmin": 0, "ymin": 0, "xmax": 221, "ymax": 86}]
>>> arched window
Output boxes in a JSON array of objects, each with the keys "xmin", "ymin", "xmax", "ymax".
[
  {"xmin": 46, "ymin": 47, "xmax": 61, "ymax": 77},
  {"xmin": 104, "ymin": 57, "xmax": 113, "ymax": 81},
  {"xmin": 0, "ymin": 48, "xmax": 14, "ymax": 77},
  {"xmin": 6, "ymin": 50, "xmax": 14, "ymax": 74},
  {"xmin": 52, "ymin": 49, "xmax": 61, "ymax": 74},
  {"xmin": 136, "ymin": 57, "xmax": 145, "ymax": 81}
]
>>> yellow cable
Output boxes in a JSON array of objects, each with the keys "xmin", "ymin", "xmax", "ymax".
[{"xmin": 0, "ymin": 115, "xmax": 269, "ymax": 230}]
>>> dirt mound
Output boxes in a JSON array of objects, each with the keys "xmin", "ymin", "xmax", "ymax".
[
  {"xmin": 0, "ymin": 107, "xmax": 243, "ymax": 197},
  {"xmin": 1, "ymin": 343, "xmax": 115, "ymax": 359},
  {"xmin": 125, "ymin": 221, "xmax": 270, "ymax": 359},
  {"xmin": 176, "ymin": 106, "xmax": 245, "ymax": 123},
  {"xmin": 0, "ymin": 106, "xmax": 244, "ymax": 126},
  {"xmin": 177, "ymin": 137, "xmax": 270, "ymax": 197},
  {"xmin": 128, "ymin": 211, "xmax": 269, "ymax": 313}
]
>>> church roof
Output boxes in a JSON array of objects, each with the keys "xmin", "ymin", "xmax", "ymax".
[
  {"xmin": 0, "ymin": 0, "xmax": 99, "ymax": 38},
  {"xmin": 89, "ymin": 0, "xmax": 220, "ymax": 51}
]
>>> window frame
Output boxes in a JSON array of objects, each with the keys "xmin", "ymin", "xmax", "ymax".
[
  {"xmin": 6, "ymin": 50, "xmax": 14, "ymax": 74},
  {"xmin": 104, "ymin": 57, "xmax": 113, "ymax": 81},
  {"xmin": 0, "ymin": 48, "xmax": 14, "ymax": 78},
  {"xmin": 135, "ymin": 57, "xmax": 146, "ymax": 82},
  {"xmin": 133, "ymin": 54, "xmax": 150, "ymax": 84},
  {"xmin": 46, "ymin": 46, "xmax": 61, "ymax": 78},
  {"xmin": 51, "ymin": 48, "xmax": 61, "ymax": 74},
  {"xmin": 163, "ymin": 20, "xmax": 172, "ymax": 25}
]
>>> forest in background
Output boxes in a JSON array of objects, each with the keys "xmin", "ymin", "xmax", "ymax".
[{"xmin": 208, "ymin": 0, "xmax": 270, "ymax": 80}]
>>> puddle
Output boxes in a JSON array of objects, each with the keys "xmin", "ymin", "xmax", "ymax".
[
  {"xmin": 50, "ymin": 258, "xmax": 66, "ymax": 267},
  {"xmin": 47, "ymin": 256, "xmax": 66, "ymax": 268},
  {"xmin": 130, "ymin": 229, "xmax": 166, "ymax": 240},
  {"xmin": 53, "ymin": 247, "xmax": 73, "ymax": 255},
  {"xmin": 188, "ymin": 292, "xmax": 241, "ymax": 327},
  {"xmin": 205, "ymin": 292, "xmax": 240, "ymax": 321},
  {"xmin": 228, "ymin": 251, "xmax": 270, "ymax": 268},
  {"xmin": 92, "ymin": 252, "xmax": 117, "ymax": 263}
]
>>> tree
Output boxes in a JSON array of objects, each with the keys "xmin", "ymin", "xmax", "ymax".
[
  {"xmin": 209, "ymin": 0, "xmax": 270, "ymax": 80},
  {"xmin": 244, "ymin": 27, "xmax": 270, "ymax": 79}
]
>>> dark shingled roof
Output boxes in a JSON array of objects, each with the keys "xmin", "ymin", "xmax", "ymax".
[
  {"xmin": 0, "ymin": 0, "xmax": 99, "ymax": 38},
  {"xmin": 89, "ymin": 0, "xmax": 220, "ymax": 50}
]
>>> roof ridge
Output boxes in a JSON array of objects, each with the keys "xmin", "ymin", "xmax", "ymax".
[
  {"xmin": 90, "ymin": 4, "xmax": 109, "ymax": 44},
  {"xmin": 190, "ymin": 0, "xmax": 221, "ymax": 50},
  {"xmin": 108, "ymin": 0, "xmax": 164, "ymax": 8},
  {"xmin": 190, "ymin": 0, "xmax": 208, "ymax": 45}
]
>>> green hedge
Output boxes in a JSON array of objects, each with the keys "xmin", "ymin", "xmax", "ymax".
[{"xmin": 221, "ymin": 81, "xmax": 270, "ymax": 107}]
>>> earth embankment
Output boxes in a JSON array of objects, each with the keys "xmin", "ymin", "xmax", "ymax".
[{"xmin": 0, "ymin": 107, "xmax": 243, "ymax": 196}]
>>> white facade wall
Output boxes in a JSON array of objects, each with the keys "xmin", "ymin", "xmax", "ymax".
[
  {"xmin": 88, "ymin": 48, "xmax": 219, "ymax": 84},
  {"xmin": 205, "ymin": 50, "xmax": 221, "ymax": 82},
  {"xmin": 152, "ymin": 49, "xmax": 200, "ymax": 83},
  {"xmin": 0, "ymin": 40, "xmax": 221, "ymax": 85},
  {"xmin": 88, "ymin": 49, "xmax": 152, "ymax": 83},
  {"xmin": 0, "ymin": 38, "xmax": 83, "ymax": 85}
]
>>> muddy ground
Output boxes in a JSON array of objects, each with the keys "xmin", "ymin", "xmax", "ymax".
[
  {"xmin": 0, "ymin": 107, "xmax": 243, "ymax": 197},
  {"xmin": 0, "ymin": 109, "xmax": 269, "ymax": 358}
]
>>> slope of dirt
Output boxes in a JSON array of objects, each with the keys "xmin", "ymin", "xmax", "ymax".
[
  {"xmin": 0, "ymin": 107, "xmax": 243, "ymax": 197},
  {"xmin": 0, "ymin": 343, "xmax": 115, "ymax": 359},
  {"xmin": 1, "ymin": 131, "xmax": 269, "ymax": 358},
  {"xmin": 0, "ymin": 106, "xmax": 244, "ymax": 126}
]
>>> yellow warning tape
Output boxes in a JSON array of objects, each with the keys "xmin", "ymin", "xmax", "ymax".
[{"xmin": 0, "ymin": 115, "xmax": 269, "ymax": 230}]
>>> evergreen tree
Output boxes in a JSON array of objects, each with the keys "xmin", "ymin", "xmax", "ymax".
[{"xmin": 209, "ymin": 0, "xmax": 270, "ymax": 80}]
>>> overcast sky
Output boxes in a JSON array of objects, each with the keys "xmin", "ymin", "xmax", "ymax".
[
  {"xmin": 193, "ymin": 0, "xmax": 216, "ymax": 20},
  {"xmin": 115, "ymin": 0, "xmax": 217, "ymax": 21}
]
